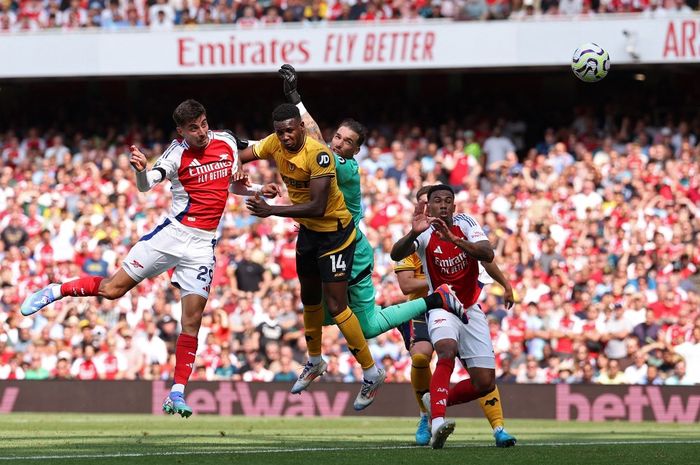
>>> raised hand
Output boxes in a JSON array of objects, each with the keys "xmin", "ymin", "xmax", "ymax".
[
  {"xmin": 411, "ymin": 200, "xmax": 433, "ymax": 234},
  {"xmin": 278, "ymin": 64, "xmax": 301, "ymax": 104},
  {"xmin": 129, "ymin": 145, "xmax": 147, "ymax": 171}
]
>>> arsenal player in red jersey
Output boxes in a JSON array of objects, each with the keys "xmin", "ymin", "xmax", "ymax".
[
  {"xmin": 391, "ymin": 184, "xmax": 516, "ymax": 449},
  {"xmin": 21, "ymin": 99, "xmax": 261, "ymax": 418}
]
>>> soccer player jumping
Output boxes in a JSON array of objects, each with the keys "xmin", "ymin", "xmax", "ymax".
[
  {"xmin": 20, "ymin": 99, "xmax": 256, "ymax": 418},
  {"xmin": 391, "ymin": 185, "xmax": 515, "ymax": 449}
]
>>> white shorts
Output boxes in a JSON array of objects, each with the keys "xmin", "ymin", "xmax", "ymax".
[
  {"xmin": 122, "ymin": 218, "xmax": 216, "ymax": 299},
  {"xmin": 427, "ymin": 305, "xmax": 495, "ymax": 369}
]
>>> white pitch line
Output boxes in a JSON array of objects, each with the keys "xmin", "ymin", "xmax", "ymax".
[{"xmin": 1, "ymin": 440, "xmax": 700, "ymax": 461}]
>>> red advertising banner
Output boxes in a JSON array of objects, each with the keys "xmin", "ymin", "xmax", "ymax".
[{"xmin": 1, "ymin": 381, "xmax": 698, "ymax": 423}]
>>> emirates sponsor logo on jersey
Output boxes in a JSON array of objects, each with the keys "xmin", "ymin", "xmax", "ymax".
[
  {"xmin": 187, "ymin": 159, "xmax": 233, "ymax": 183},
  {"xmin": 433, "ymin": 251, "xmax": 469, "ymax": 274}
]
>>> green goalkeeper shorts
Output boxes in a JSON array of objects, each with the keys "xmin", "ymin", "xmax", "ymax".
[{"xmin": 323, "ymin": 229, "xmax": 376, "ymax": 327}]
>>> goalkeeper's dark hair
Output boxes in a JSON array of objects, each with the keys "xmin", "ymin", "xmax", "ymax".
[
  {"xmin": 272, "ymin": 103, "xmax": 301, "ymax": 122},
  {"xmin": 427, "ymin": 184, "xmax": 455, "ymax": 200},
  {"xmin": 173, "ymin": 99, "xmax": 206, "ymax": 127},
  {"xmin": 416, "ymin": 185, "xmax": 432, "ymax": 201},
  {"xmin": 339, "ymin": 118, "xmax": 367, "ymax": 147}
]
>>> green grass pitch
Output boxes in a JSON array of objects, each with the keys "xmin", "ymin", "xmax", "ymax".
[{"xmin": 1, "ymin": 414, "xmax": 698, "ymax": 465}]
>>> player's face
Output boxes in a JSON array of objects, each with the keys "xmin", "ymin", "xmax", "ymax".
[
  {"xmin": 331, "ymin": 126, "xmax": 360, "ymax": 159},
  {"xmin": 428, "ymin": 190, "xmax": 455, "ymax": 222},
  {"xmin": 273, "ymin": 118, "xmax": 305, "ymax": 152},
  {"xmin": 177, "ymin": 114, "xmax": 209, "ymax": 149}
]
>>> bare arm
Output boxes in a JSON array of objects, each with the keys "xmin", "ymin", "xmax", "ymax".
[
  {"xmin": 246, "ymin": 176, "xmax": 330, "ymax": 218},
  {"xmin": 239, "ymin": 147, "xmax": 258, "ymax": 164},
  {"xmin": 391, "ymin": 231, "xmax": 419, "ymax": 262},
  {"xmin": 300, "ymin": 109, "xmax": 327, "ymax": 145},
  {"xmin": 482, "ymin": 260, "xmax": 514, "ymax": 308},
  {"xmin": 396, "ymin": 270, "xmax": 429, "ymax": 296}
]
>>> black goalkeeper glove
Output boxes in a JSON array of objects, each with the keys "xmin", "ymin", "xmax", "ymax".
[
  {"xmin": 279, "ymin": 64, "xmax": 301, "ymax": 105},
  {"xmin": 223, "ymin": 129, "xmax": 250, "ymax": 150}
]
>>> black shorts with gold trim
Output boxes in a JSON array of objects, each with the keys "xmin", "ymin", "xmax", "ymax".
[{"xmin": 296, "ymin": 221, "xmax": 356, "ymax": 282}]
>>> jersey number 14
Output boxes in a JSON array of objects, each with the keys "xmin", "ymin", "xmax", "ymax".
[{"xmin": 330, "ymin": 254, "xmax": 347, "ymax": 272}]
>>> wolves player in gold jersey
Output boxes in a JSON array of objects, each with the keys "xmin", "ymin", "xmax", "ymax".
[{"xmin": 239, "ymin": 104, "xmax": 385, "ymax": 410}]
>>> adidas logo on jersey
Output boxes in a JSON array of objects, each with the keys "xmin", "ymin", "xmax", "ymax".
[
  {"xmin": 190, "ymin": 159, "xmax": 202, "ymax": 167},
  {"xmin": 434, "ymin": 246, "xmax": 443, "ymax": 254}
]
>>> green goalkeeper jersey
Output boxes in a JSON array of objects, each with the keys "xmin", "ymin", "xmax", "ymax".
[{"xmin": 334, "ymin": 153, "xmax": 363, "ymax": 228}]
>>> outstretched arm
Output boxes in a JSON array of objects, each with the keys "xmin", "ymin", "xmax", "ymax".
[{"xmin": 279, "ymin": 64, "xmax": 326, "ymax": 145}]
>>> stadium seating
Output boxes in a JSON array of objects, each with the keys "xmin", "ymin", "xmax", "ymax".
[{"xmin": 0, "ymin": 103, "xmax": 698, "ymax": 386}]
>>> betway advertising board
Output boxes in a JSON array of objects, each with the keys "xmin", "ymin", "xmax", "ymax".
[
  {"xmin": 0, "ymin": 381, "xmax": 698, "ymax": 423},
  {"xmin": 0, "ymin": 16, "xmax": 700, "ymax": 78}
]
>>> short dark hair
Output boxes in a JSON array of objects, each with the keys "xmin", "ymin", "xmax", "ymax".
[
  {"xmin": 272, "ymin": 103, "xmax": 300, "ymax": 122},
  {"xmin": 427, "ymin": 184, "xmax": 454, "ymax": 200},
  {"xmin": 173, "ymin": 99, "xmax": 206, "ymax": 127},
  {"xmin": 416, "ymin": 185, "xmax": 432, "ymax": 201},
  {"xmin": 338, "ymin": 118, "xmax": 367, "ymax": 147}
]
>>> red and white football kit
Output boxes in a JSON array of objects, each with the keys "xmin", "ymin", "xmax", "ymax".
[
  {"xmin": 414, "ymin": 214, "xmax": 496, "ymax": 369},
  {"xmin": 122, "ymin": 131, "xmax": 238, "ymax": 299}
]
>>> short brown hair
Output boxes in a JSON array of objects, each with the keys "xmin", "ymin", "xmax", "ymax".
[
  {"xmin": 172, "ymin": 99, "xmax": 206, "ymax": 127},
  {"xmin": 416, "ymin": 185, "xmax": 432, "ymax": 201}
]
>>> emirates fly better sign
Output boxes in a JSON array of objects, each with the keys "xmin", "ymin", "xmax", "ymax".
[{"xmin": 1, "ymin": 16, "xmax": 700, "ymax": 77}]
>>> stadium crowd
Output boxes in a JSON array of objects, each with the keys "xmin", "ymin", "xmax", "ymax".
[
  {"xmin": 0, "ymin": 0, "xmax": 696, "ymax": 32},
  {"xmin": 0, "ymin": 107, "xmax": 699, "ymax": 387}
]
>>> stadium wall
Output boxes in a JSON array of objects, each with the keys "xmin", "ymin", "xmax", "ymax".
[
  {"xmin": 1, "ymin": 16, "xmax": 700, "ymax": 78},
  {"xmin": 0, "ymin": 381, "xmax": 698, "ymax": 423}
]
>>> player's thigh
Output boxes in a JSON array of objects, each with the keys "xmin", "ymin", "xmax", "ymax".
[
  {"xmin": 122, "ymin": 239, "xmax": 178, "ymax": 283},
  {"xmin": 317, "ymin": 223, "xmax": 356, "ymax": 284},
  {"xmin": 427, "ymin": 309, "xmax": 460, "ymax": 347},
  {"xmin": 173, "ymin": 239, "xmax": 216, "ymax": 299},
  {"xmin": 295, "ymin": 227, "xmax": 321, "ymax": 279},
  {"xmin": 409, "ymin": 319, "xmax": 432, "ymax": 353},
  {"xmin": 459, "ymin": 305, "xmax": 496, "ymax": 369},
  {"xmin": 350, "ymin": 232, "xmax": 374, "ymax": 280},
  {"xmin": 343, "ymin": 274, "xmax": 377, "ymax": 335},
  {"xmin": 299, "ymin": 274, "xmax": 322, "ymax": 306}
]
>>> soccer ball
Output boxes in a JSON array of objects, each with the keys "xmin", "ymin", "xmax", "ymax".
[{"xmin": 571, "ymin": 43, "xmax": 610, "ymax": 83}]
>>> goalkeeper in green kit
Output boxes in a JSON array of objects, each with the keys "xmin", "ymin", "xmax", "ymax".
[{"xmin": 259, "ymin": 64, "xmax": 469, "ymax": 391}]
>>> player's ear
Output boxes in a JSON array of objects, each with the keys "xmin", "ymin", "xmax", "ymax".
[{"xmin": 176, "ymin": 126, "xmax": 184, "ymax": 138}]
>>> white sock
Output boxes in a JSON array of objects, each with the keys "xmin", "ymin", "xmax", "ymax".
[
  {"xmin": 171, "ymin": 383, "xmax": 185, "ymax": 394},
  {"xmin": 363, "ymin": 365, "xmax": 379, "ymax": 381},
  {"xmin": 51, "ymin": 284, "xmax": 63, "ymax": 300},
  {"xmin": 309, "ymin": 355, "xmax": 323, "ymax": 365},
  {"xmin": 494, "ymin": 425, "xmax": 504, "ymax": 435},
  {"xmin": 432, "ymin": 417, "xmax": 445, "ymax": 434},
  {"xmin": 420, "ymin": 411, "xmax": 428, "ymax": 418}
]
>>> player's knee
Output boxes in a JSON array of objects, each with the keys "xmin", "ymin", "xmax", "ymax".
[
  {"xmin": 472, "ymin": 377, "xmax": 496, "ymax": 395},
  {"xmin": 323, "ymin": 295, "xmax": 346, "ymax": 315},
  {"xmin": 411, "ymin": 352, "xmax": 431, "ymax": 369},
  {"xmin": 435, "ymin": 346, "xmax": 457, "ymax": 361},
  {"xmin": 98, "ymin": 280, "xmax": 127, "ymax": 300}
]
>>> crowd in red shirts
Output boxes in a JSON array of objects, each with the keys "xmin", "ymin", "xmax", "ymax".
[
  {"xmin": 0, "ymin": 0, "xmax": 695, "ymax": 32},
  {"xmin": 0, "ymin": 109, "xmax": 698, "ymax": 386}
]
